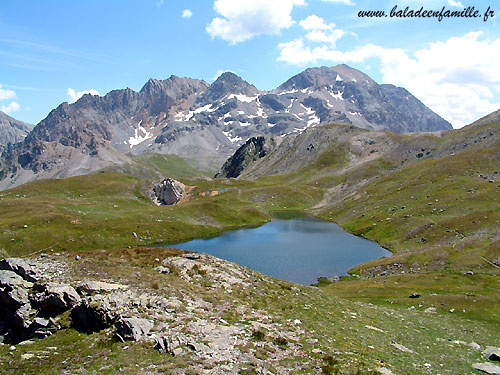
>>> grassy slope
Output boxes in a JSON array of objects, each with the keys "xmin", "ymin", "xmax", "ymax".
[
  {"xmin": 0, "ymin": 247, "xmax": 497, "ymax": 375},
  {"xmin": 0, "ymin": 168, "xmax": 322, "ymax": 258},
  {"xmin": 307, "ymin": 124, "xmax": 500, "ymax": 324},
  {"xmin": 103, "ymin": 153, "xmax": 214, "ymax": 180}
]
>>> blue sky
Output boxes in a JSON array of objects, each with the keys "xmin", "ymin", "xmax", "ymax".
[{"xmin": 0, "ymin": 0, "xmax": 498, "ymax": 128}]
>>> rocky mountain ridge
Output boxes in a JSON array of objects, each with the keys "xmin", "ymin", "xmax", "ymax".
[
  {"xmin": 0, "ymin": 111, "xmax": 33, "ymax": 148},
  {"xmin": 0, "ymin": 64, "xmax": 452, "ymax": 190}
]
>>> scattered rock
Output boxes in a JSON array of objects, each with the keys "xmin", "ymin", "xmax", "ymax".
[
  {"xmin": 365, "ymin": 325, "xmax": 384, "ymax": 333},
  {"xmin": 132, "ymin": 232, "xmax": 138, "ymax": 238},
  {"xmin": 473, "ymin": 362, "xmax": 500, "ymax": 375},
  {"xmin": 425, "ymin": 307, "xmax": 437, "ymax": 313},
  {"xmin": 483, "ymin": 347, "xmax": 500, "ymax": 361},
  {"xmin": 391, "ymin": 341, "xmax": 414, "ymax": 353},
  {"xmin": 21, "ymin": 353, "xmax": 34, "ymax": 360},
  {"xmin": 30, "ymin": 317, "xmax": 56, "ymax": 339},
  {"xmin": 182, "ymin": 253, "xmax": 201, "ymax": 260},
  {"xmin": 470, "ymin": 342, "xmax": 481, "ymax": 351},
  {"xmin": 77, "ymin": 281, "xmax": 127, "ymax": 295},
  {"xmin": 18, "ymin": 340, "xmax": 34, "ymax": 346},
  {"xmin": 376, "ymin": 367, "xmax": 394, "ymax": 375},
  {"xmin": 153, "ymin": 335, "xmax": 176, "ymax": 354},
  {"xmin": 409, "ymin": 293, "xmax": 421, "ymax": 299},
  {"xmin": 153, "ymin": 266, "xmax": 171, "ymax": 274},
  {"xmin": 187, "ymin": 341, "xmax": 211, "ymax": 354},
  {"xmin": 115, "ymin": 317, "xmax": 153, "ymax": 341}
]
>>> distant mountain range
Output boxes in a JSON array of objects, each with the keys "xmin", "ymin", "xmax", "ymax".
[
  {"xmin": 0, "ymin": 64, "xmax": 452, "ymax": 190},
  {"xmin": 0, "ymin": 111, "xmax": 33, "ymax": 148}
]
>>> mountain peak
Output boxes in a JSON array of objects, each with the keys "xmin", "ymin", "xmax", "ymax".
[
  {"xmin": 140, "ymin": 78, "xmax": 165, "ymax": 95},
  {"xmin": 196, "ymin": 72, "xmax": 259, "ymax": 105},
  {"xmin": 278, "ymin": 65, "xmax": 375, "ymax": 91},
  {"xmin": 330, "ymin": 64, "xmax": 376, "ymax": 84}
]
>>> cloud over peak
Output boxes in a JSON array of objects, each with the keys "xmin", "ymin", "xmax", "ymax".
[
  {"xmin": 206, "ymin": 0, "xmax": 305, "ymax": 44},
  {"xmin": 278, "ymin": 31, "xmax": 500, "ymax": 127},
  {"xmin": 67, "ymin": 88, "xmax": 100, "ymax": 103}
]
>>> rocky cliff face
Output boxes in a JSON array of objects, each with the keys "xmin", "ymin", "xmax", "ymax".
[
  {"xmin": 0, "ymin": 111, "xmax": 32, "ymax": 147},
  {"xmin": 215, "ymin": 136, "xmax": 280, "ymax": 178},
  {"xmin": 0, "ymin": 65, "xmax": 452, "ymax": 190}
]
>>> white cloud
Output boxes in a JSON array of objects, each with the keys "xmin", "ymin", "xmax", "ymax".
[
  {"xmin": 182, "ymin": 9, "xmax": 193, "ymax": 19},
  {"xmin": 206, "ymin": 0, "xmax": 306, "ymax": 44},
  {"xmin": 67, "ymin": 88, "xmax": 100, "ymax": 103},
  {"xmin": 0, "ymin": 85, "xmax": 16, "ymax": 100},
  {"xmin": 321, "ymin": 0, "xmax": 355, "ymax": 5},
  {"xmin": 278, "ymin": 32, "xmax": 500, "ymax": 127},
  {"xmin": 1, "ymin": 101, "xmax": 20, "ymax": 114},
  {"xmin": 448, "ymin": 0, "xmax": 464, "ymax": 8},
  {"xmin": 299, "ymin": 15, "xmax": 344, "ymax": 46},
  {"xmin": 299, "ymin": 15, "xmax": 333, "ymax": 30},
  {"xmin": 306, "ymin": 30, "xmax": 345, "ymax": 45}
]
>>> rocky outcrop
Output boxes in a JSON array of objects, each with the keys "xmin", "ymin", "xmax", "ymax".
[
  {"xmin": 115, "ymin": 317, "xmax": 154, "ymax": 341},
  {"xmin": 0, "ymin": 270, "xmax": 36, "ymax": 342},
  {"xmin": 215, "ymin": 135, "xmax": 279, "ymax": 178},
  {"xmin": 31, "ymin": 283, "xmax": 80, "ymax": 317},
  {"xmin": 0, "ymin": 258, "xmax": 41, "ymax": 283},
  {"xmin": 151, "ymin": 178, "xmax": 187, "ymax": 205},
  {"xmin": 0, "ymin": 252, "xmax": 310, "ymax": 373}
]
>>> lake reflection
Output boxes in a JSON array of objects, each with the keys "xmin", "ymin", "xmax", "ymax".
[{"xmin": 167, "ymin": 217, "xmax": 391, "ymax": 285}]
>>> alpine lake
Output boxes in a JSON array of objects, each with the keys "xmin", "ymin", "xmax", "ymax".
[{"xmin": 165, "ymin": 216, "xmax": 391, "ymax": 285}]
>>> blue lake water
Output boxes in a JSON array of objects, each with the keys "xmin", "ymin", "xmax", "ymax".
[{"xmin": 167, "ymin": 217, "xmax": 391, "ymax": 285}]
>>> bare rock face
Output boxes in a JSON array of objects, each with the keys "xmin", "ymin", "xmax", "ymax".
[
  {"xmin": 0, "ymin": 258, "xmax": 40, "ymax": 283},
  {"xmin": 0, "ymin": 111, "xmax": 32, "ymax": 147},
  {"xmin": 115, "ymin": 317, "xmax": 154, "ymax": 341},
  {"xmin": 215, "ymin": 135, "xmax": 278, "ymax": 178},
  {"xmin": 32, "ymin": 283, "xmax": 81, "ymax": 317},
  {"xmin": 152, "ymin": 178, "xmax": 186, "ymax": 205}
]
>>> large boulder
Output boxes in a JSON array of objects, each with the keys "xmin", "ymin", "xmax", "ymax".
[
  {"xmin": 151, "ymin": 178, "xmax": 187, "ymax": 205},
  {"xmin": 0, "ymin": 270, "xmax": 36, "ymax": 343}
]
